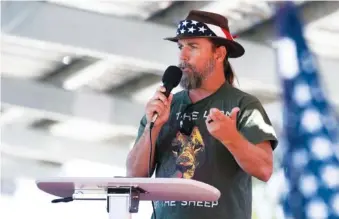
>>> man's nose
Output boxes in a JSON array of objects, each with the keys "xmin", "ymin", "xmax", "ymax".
[{"xmin": 179, "ymin": 47, "xmax": 189, "ymax": 62}]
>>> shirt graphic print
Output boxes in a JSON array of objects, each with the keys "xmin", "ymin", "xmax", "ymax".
[{"xmin": 171, "ymin": 126, "xmax": 205, "ymax": 179}]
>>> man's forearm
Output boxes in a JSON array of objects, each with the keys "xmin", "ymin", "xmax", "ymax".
[
  {"xmin": 126, "ymin": 124, "xmax": 162, "ymax": 177},
  {"xmin": 222, "ymin": 134, "xmax": 273, "ymax": 182}
]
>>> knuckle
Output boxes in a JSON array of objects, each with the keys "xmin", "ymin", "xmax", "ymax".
[
  {"xmin": 155, "ymin": 100, "xmax": 164, "ymax": 107},
  {"xmin": 158, "ymin": 93, "xmax": 166, "ymax": 100}
]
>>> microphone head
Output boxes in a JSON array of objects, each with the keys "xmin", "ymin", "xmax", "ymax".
[{"xmin": 162, "ymin": 65, "xmax": 183, "ymax": 88}]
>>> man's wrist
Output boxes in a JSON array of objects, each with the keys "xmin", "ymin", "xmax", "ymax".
[
  {"xmin": 221, "ymin": 131, "xmax": 244, "ymax": 148},
  {"xmin": 146, "ymin": 122, "xmax": 163, "ymax": 132}
]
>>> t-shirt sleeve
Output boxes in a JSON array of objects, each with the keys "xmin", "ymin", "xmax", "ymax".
[{"xmin": 237, "ymin": 100, "xmax": 279, "ymax": 150}]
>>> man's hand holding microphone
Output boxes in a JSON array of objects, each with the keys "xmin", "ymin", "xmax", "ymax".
[
  {"xmin": 146, "ymin": 86, "xmax": 174, "ymax": 128},
  {"xmin": 147, "ymin": 66, "xmax": 182, "ymax": 130},
  {"xmin": 126, "ymin": 66, "xmax": 182, "ymax": 178}
]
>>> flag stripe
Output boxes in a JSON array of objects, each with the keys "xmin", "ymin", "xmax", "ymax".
[
  {"xmin": 205, "ymin": 23, "xmax": 233, "ymax": 40},
  {"xmin": 275, "ymin": 2, "xmax": 339, "ymax": 219}
]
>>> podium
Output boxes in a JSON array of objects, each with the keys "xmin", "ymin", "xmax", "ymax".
[{"xmin": 36, "ymin": 177, "xmax": 221, "ymax": 219}]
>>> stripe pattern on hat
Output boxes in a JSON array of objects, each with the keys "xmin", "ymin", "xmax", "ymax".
[{"xmin": 176, "ymin": 19, "xmax": 234, "ymax": 41}]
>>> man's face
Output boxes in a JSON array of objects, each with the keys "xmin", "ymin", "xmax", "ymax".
[{"xmin": 177, "ymin": 38, "xmax": 216, "ymax": 89}]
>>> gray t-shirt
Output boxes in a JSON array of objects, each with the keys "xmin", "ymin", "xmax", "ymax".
[{"xmin": 134, "ymin": 82, "xmax": 278, "ymax": 219}]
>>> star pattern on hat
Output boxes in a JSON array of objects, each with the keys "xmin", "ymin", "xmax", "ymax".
[
  {"xmin": 188, "ymin": 26, "xmax": 195, "ymax": 33},
  {"xmin": 198, "ymin": 26, "xmax": 206, "ymax": 33},
  {"xmin": 176, "ymin": 20, "xmax": 216, "ymax": 38}
]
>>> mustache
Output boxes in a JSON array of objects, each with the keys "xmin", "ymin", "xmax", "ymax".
[{"xmin": 178, "ymin": 62, "xmax": 193, "ymax": 70}]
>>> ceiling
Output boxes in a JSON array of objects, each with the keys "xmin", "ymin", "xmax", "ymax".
[{"xmin": 1, "ymin": 0, "xmax": 339, "ymax": 196}]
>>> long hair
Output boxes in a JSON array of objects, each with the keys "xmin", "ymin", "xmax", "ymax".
[
  {"xmin": 223, "ymin": 55, "xmax": 235, "ymax": 85},
  {"xmin": 209, "ymin": 39, "xmax": 236, "ymax": 86}
]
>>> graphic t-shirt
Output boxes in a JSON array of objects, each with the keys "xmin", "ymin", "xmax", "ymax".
[{"xmin": 134, "ymin": 82, "xmax": 278, "ymax": 219}]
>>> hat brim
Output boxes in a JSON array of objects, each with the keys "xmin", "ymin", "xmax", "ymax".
[{"xmin": 164, "ymin": 35, "xmax": 245, "ymax": 58}]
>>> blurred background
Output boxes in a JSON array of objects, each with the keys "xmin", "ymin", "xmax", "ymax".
[{"xmin": 1, "ymin": 1, "xmax": 338, "ymax": 219}]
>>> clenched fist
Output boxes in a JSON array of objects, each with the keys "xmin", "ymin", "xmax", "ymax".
[{"xmin": 145, "ymin": 86, "xmax": 173, "ymax": 128}]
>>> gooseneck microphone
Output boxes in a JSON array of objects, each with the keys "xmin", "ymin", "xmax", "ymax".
[{"xmin": 149, "ymin": 65, "xmax": 182, "ymax": 129}]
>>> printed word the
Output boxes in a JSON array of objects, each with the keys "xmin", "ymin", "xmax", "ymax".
[{"xmin": 176, "ymin": 110, "xmax": 231, "ymax": 121}]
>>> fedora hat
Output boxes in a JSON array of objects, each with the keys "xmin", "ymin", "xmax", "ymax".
[{"xmin": 164, "ymin": 10, "xmax": 245, "ymax": 58}]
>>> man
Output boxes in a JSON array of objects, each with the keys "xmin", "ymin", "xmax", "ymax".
[{"xmin": 126, "ymin": 10, "xmax": 278, "ymax": 219}]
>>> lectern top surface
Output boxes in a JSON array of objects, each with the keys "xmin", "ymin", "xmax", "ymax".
[{"xmin": 36, "ymin": 177, "xmax": 220, "ymax": 202}]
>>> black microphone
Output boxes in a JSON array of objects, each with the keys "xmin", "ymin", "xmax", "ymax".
[
  {"xmin": 150, "ymin": 65, "xmax": 182, "ymax": 129},
  {"xmin": 148, "ymin": 66, "xmax": 181, "ymax": 219}
]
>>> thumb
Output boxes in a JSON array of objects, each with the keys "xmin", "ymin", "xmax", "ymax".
[
  {"xmin": 230, "ymin": 107, "xmax": 240, "ymax": 121},
  {"xmin": 166, "ymin": 93, "xmax": 173, "ymax": 109}
]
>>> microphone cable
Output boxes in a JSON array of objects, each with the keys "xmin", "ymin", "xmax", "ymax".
[
  {"xmin": 149, "ymin": 124, "xmax": 157, "ymax": 219},
  {"xmin": 146, "ymin": 65, "xmax": 182, "ymax": 219}
]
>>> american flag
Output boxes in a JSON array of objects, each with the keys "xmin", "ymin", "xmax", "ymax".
[
  {"xmin": 176, "ymin": 19, "xmax": 216, "ymax": 37},
  {"xmin": 274, "ymin": 2, "xmax": 339, "ymax": 219},
  {"xmin": 176, "ymin": 19, "xmax": 234, "ymax": 41}
]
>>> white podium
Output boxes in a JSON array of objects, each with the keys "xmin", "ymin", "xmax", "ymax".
[{"xmin": 36, "ymin": 177, "xmax": 221, "ymax": 219}]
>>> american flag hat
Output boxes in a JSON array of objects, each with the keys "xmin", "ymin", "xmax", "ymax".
[{"xmin": 164, "ymin": 10, "xmax": 245, "ymax": 58}]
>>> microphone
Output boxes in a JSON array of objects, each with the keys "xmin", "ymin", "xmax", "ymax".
[
  {"xmin": 150, "ymin": 65, "xmax": 182, "ymax": 129},
  {"xmin": 51, "ymin": 197, "xmax": 73, "ymax": 203}
]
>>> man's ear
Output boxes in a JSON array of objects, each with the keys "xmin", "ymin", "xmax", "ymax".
[{"xmin": 216, "ymin": 46, "xmax": 227, "ymax": 62}]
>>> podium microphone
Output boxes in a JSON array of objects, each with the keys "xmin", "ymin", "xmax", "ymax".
[
  {"xmin": 149, "ymin": 65, "xmax": 182, "ymax": 130},
  {"xmin": 51, "ymin": 197, "xmax": 73, "ymax": 203}
]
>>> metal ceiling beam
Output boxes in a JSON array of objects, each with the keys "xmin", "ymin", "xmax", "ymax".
[
  {"xmin": 107, "ymin": 73, "xmax": 161, "ymax": 96},
  {"xmin": 0, "ymin": 107, "xmax": 44, "ymax": 128},
  {"xmin": 1, "ymin": 127, "xmax": 131, "ymax": 168},
  {"xmin": 0, "ymin": 1, "xmax": 282, "ymax": 76},
  {"xmin": 2, "ymin": 1, "xmax": 339, "ymax": 105},
  {"xmin": 39, "ymin": 56, "xmax": 99, "ymax": 87},
  {"xmin": 1, "ymin": 154, "xmax": 62, "ymax": 180},
  {"xmin": 148, "ymin": 1, "xmax": 211, "ymax": 26},
  {"xmin": 1, "ymin": 1, "xmax": 177, "ymax": 68},
  {"xmin": 1, "ymin": 76, "xmax": 144, "ymax": 127}
]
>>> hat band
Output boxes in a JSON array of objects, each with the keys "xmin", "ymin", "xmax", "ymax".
[{"xmin": 176, "ymin": 19, "xmax": 234, "ymax": 41}]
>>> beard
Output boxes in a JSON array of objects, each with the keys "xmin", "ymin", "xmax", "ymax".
[{"xmin": 179, "ymin": 58, "xmax": 215, "ymax": 90}]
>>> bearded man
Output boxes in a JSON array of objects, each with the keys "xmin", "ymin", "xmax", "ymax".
[{"xmin": 126, "ymin": 10, "xmax": 278, "ymax": 219}]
